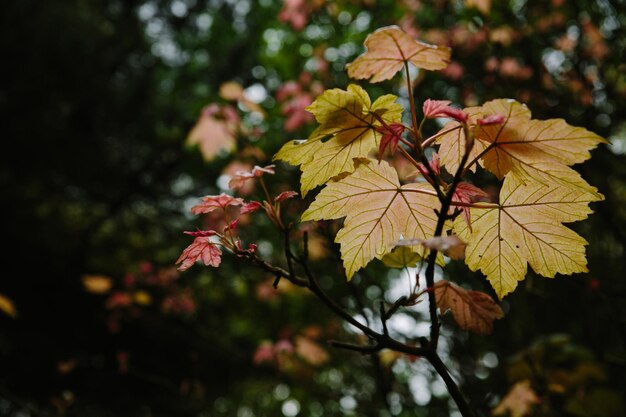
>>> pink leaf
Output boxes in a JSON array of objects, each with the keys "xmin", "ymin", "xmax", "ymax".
[
  {"xmin": 228, "ymin": 165, "xmax": 275, "ymax": 190},
  {"xmin": 377, "ymin": 123, "xmax": 405, "ymax": 158},
  {"xmin": 423, "ymin": 99, "xmax": 467, "ymax": 122},
  {"xmin": 275, "ymin": 191, "xmax": 299, "ymax": 202},
  {"xmin": 241, "ymin": 201, "xmax": 262, "ymax": 214},
  {"xmin": 423, "ymin": 99, "xmax": 452, "ymax": 118},
  {"xmin": 191, "ymin": 194, "xmax": 244, "ymax": 215},
  {"xmin": 176, "ymin": 237, "xmax": 222, "ymax": 271},
  {"xmin": 452, "ymin": 182, "xmax": 489, "ymax": 230}
]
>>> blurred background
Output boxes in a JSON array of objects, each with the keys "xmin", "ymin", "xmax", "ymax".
[{"xmin": 1, "ymin": 0, "xmax": 625, "ymax": 416}]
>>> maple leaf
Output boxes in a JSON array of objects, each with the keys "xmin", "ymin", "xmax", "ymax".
[
  {"xmin": 186, "ymin": 105, "xmax": 238, "ymax": 161},
  {"xmin": 437, "ymin": 99, "xmax": 606, "ymax": 184},
  {"xmin": 493, "ymin": 380, "xmax": 541, "ymax": 417},
  {"xmin": 191, "ymin": 194, "xmax": 244, "ymax": 215},
  {"xmin": 437, "ymin": 100, "xmax": 527, "ymax": 175},
  {"xmin": 228, "ymin": 164, "xmax": 275, "ymax": 190},
  {"xmin": 176, "ymin": 236, "xmax": 222, "ymax": 271},
  {"xmin": 378, "ymin": 122, "xmax": 405, "ymax": 158},
  {"xmin": 452, "ymin": 182, "xmax": 490, "ymax": 229},
  {"xmin": 382, "ymin": 246, "xmax": 421, "ymax": 268},
  {"xmin": 454, "ymin": 173, "xmax": 602, "ymax": 299},
  {"xmin": 434, "ymin": 280, "xmax": 503, "ymax": 334},
  {"xmin": 274, "ymin": 85, "xmax": 402, "ymax": 195},
  {"xmin": 301, "ymin": 160, "xmax": 440, "ymax": 279},
  {"xmin": 346, "ymin": 26, "xmax": 451, "ymax": 83}
]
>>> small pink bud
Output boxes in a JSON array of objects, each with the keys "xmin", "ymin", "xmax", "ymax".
[
  {"xmin": 422, "ymin": 99, "xmax": 452, "ymax": 118},
  {"xmin": 241, "ymin": 201, "xmax": 262, "ymax": 214},
  {"xmin": 275, "ymin": 191, "xmax": 298, "ymax": 203},
  {"xmin": 422, "ymin": 99, "xmax": 467, "ymax": 122},
  {"xmin": 439, "ymin": 107, "xmax": 468, "ymax": 123}
]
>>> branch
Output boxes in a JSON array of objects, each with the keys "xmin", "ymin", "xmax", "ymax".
[
  {"xmin": 277, "ymin": 224, "xmax": 296, "ymax": 288},
  {"xmin": 427, "ymin": 352, "xmax": 477, "ymax": 417},
  {"xmin": 242, "ymin": 220, "xmax": 475, "ymax": 416},
  {"xmin": 424, "ymin": 124, "xmax": 474, "ymax": 349},
  {"xmin": 328, "ymin": 340, "xmax": 382, "ymax": 354},
  {"xmin": 243, "ymin": 252, "xmax": 308, "ymax": 287}
]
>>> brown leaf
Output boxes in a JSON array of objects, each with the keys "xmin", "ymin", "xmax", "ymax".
[
  {"xmin": 346, "ymin": 26, "xmax": 451, "ymax": 83},
  {"xmin": 434, "ymin": 280, "xmax": 503, "ymax": 334},
  {"xmin": 493, "ymin": 380, "xmax": 540, "ymax": 417}
]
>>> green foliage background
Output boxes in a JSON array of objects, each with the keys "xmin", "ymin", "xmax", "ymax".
[{"xmin": 1, "ymin": 0, "xmax": 625, "ymax": 416}]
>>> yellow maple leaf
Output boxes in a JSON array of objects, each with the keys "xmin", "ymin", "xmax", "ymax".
[
  {"xmin": 437, "ymin": 99, "xmax": 606, "ymax": 182},
  {"xmin": 437, "ymin": 99, "xmax": 530, "ymax": 175},
  {"xmin": 346, "ymin": 26, "xmax": 451, "ymax": 83},
  {"xmin": 382, "ymin": 246, "xmax": 421, "ymax": 269},
  {"xmin": 455, "ymin": 172, "xmax": 603, "ymax": 299},
  {"xmin": 302, "ymin": 160, "xmax": 440, "ymax": 279},
  {"xmin": 274, "ymin": 85, "xmax": 402, "ymax": 196}
]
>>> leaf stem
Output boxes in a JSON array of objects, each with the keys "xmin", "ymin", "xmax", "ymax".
[
  {"xmin": 422, "ymin": 124, "xmax": 462, "ymax": 149},
  {"xmin": 404, "ymin": 61, "xmax": 422, "ymax": 149}
]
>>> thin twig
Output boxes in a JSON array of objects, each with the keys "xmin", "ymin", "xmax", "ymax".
[
  {"xmin": 379, "ymin": 301, "xmax": 389, "ymax": 336},
  {"xmin": 328, "ymin": 340, "xmax": 382, "ymax": 354},
  {"xmin": 404, "ymin": 61, "xmax": 422, "ymax": 147},
  {"xmin": 278, "ymin": 225, "xmax": 296, "ymax": 288},
  {"xmin": 383, "ymin": 296, "xmax": 408, "ymax": 321},
  {"xmin": 427, "ymin": 352, "xmax": 477, "ymax": 417}
]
